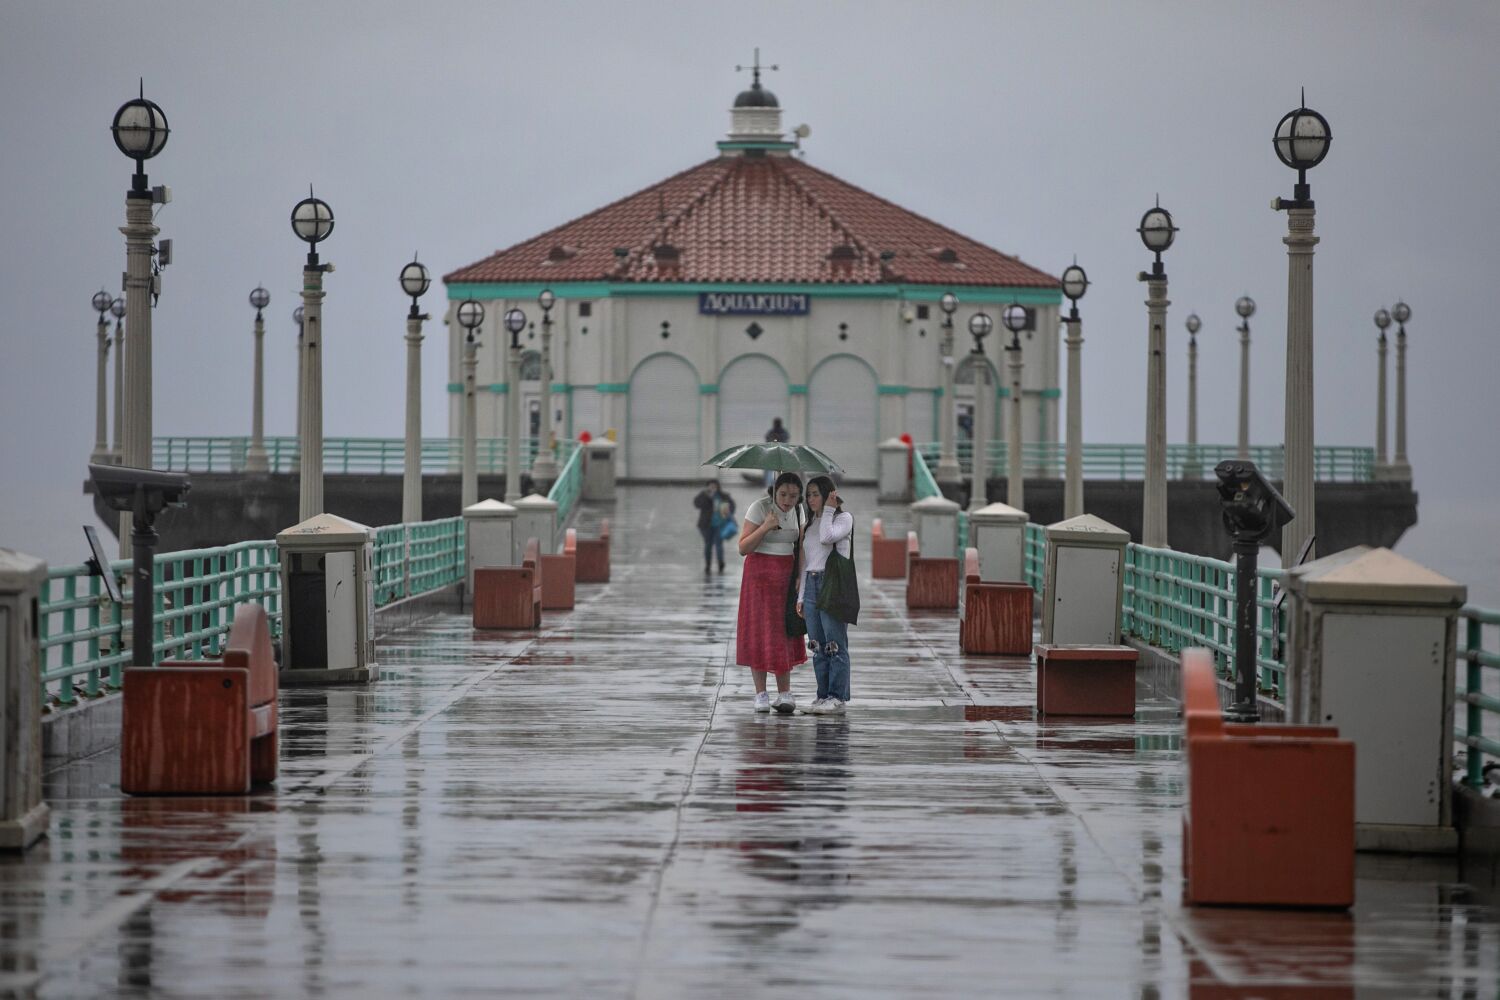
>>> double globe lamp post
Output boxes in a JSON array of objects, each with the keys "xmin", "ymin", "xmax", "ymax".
[
  {"xmin": 965, "ymin": 310, "xmax": 993, "ymax": 512},
  {"xmin": 936, "ymin": 291, "xmax": 961, "ymax": 485},
  {"xmin": 455, "ymin": 298, "xmax": 485, "ymax": 510},
  {"xmin": 1137, "ymin": 201, "xmax": 1177, "ymax": 548},
  {"xmin": 91, "ymin": 290, "xmax": 114, "ymax": 465},
  {"xmin": 1001, "ymin": 303, "xmax": 1029, "ymax": 511},
  {"xmin": 1390, "ymin": 300, "xmax": 1412, "ymax": 481},
  {"xmin": 400, "ymin": 257, "xmax": 432, "ymax": 523},
  {"xmin": 1060, "ymin": 263, "xmax": 1088, "ymax": 518},
  {"xmin": 291, "ymin": 189, "xmax": 334, "ymax": 520},
  {"xmin": 246, "ymin": 286, "xmax": 271, "ymax": 472},
  {"xmin": 502, "ymin": 307, "xmax": 527, "ymax": 502},
  {"xmin": 530, "ymin": 289, "xmax": 558, "ymax": 485}
]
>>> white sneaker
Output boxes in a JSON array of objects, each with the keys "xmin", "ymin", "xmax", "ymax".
[
  {"xmin": 807, "ymin": 697, "xmax": 828, "ymax": 714},
  {"xmin": 772, "ymin": 692, "xmax": 796, "ymax": 715},
  {"xmin": 753, "ymin": 692, "xmax": 772, "ymax": 713},
  {"xmin": 822, "ymin": 698, "xmax": 846, "ymax": 715}
]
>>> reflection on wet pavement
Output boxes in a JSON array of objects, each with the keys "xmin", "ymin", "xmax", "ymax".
[{"xmin": 2, "ymin": 485, "xmax": 1497, "ymax": 997}]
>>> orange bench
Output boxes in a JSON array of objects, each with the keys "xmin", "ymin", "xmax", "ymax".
[
  {"xmin": 1034, "ymin": 643, "xmax": 1137, "ymax": 716},
  {"xmin": 575, "ymin": 519, "xmax": 611, "ymax": 583},
  {"xmin": 905, "ymin": 531, "xmax": 959, "ymax": 609},
  {"xmin": 474, "ymin": 537, "xmax": 542, "ymax": 629},
  {"xmin": 871, "ymin": 518, "xmax": 906, "ymax": 579},
  {"xmin": 960, "ymin": 547, "xmax": 1033, "ymax": 656},
  {"xmin": 1181, "ymin": 648, "xmax": 1355, "ymax": 908},
  {"xmin": 540, "ymin": 528, "xmax": 577, "ymax": 610},
  {"xmin": 121, "ymin": 602, "xmax": 278, "ymax": 795}
]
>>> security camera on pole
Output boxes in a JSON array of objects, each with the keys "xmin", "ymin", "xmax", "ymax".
[
  {"xmin": 1390, "ymin": 300, "xmax": 1413, "ymax": 481},
  {"xmin": 530, "ymin": 289, "xmax": 559, "ymax": 485},
  {"xmin": 1271, "ymin": 90, "xmax": 1332, "ymax": 563},
  {"xmin": 1373, "ymin": 308, "xmax": 1391, "ymax": 477},
  {"xmin": 91, "ymin": 290, "xmax": 114, "ymax": 465},
  {"xmin": 456, "ymin": 298, "xmax": 485, "ymax": 510},
  {"xmin": 1137, "ymin": 199, "xmax": 1177, "ymax": 549},
  {"xmin": 400, "ymin": 256, "xmax": 432, "ymax": 523},
  {"xmin": 246, "ymin": 286, "xmax": 271, "ymax": 472},
  {"xmin": 1234, "ymin": 295, "xmax": 1256, "ymax": 460},
  {"xmin": 1001, "ymin": 303, "xmax": 1029, "ymax": 511},
  {"xmin": 935, "ymin": 291, "xmax": 962, "ymax": 486},
  {"xmin": 110, "ymin": 81, "xmax": 169, "ymax": 558},
  {"xmin": 1183, "ymin": 313, "xmax": 1202, "ymax": 479},
  {"xmin": 1059, "ymin": 262, "xmax": 1088, "ymax": 519},
  {"xmin": 290, "ymin": 188, "xmax": 334, "ymax": 521},
  {"xmin": 502, "ymin": 307, "xmax": 528, "ymax": 502},
  {"xmin": 965, "ymin": 311, "xmax": 993, "ymax": 511},
  {"xmin": 109, "ymin": 296, "xmax": 125, "ymax": 463}
]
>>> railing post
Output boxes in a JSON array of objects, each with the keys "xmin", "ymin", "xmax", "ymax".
[{"xmin": 1467, "ymin": 615, "xmax": 1482, "ymax": 788}]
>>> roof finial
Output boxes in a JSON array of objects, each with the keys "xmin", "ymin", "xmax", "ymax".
[{"xmin": 736, "ymin": 48, "xmax": 778, "ymax": 89}]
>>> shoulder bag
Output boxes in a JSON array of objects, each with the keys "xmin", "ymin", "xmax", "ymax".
[{"xmin": 815, "ymin": 513, "xmax": 860, "ymax": 625}]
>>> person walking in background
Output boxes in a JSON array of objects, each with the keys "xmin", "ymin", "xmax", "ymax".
[
  {"xmin": 694, "ymin": 479, "xmax": 735, "ymax": 574},
  {"xmin": 763, "ymin": 417, "xmax": 790, "ymax": 489},
  {"xmin": 796, "ymin": 475, "xmax": 854, "ymax": 714},
  {"xmin": 737, "ymin": 472, "xmax": 806, "ymax": 714}
]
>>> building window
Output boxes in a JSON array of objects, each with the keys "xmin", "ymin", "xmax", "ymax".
[
  {"xmin": 578, "ymin": 301, "xmax": 592, "ymax": 317},
  {"xmin": 916, "ymin": 304, "xmax": 930, "ymax": 320}
]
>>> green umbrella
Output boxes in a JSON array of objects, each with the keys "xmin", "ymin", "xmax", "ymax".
[{"xmin": 703, "ymin": 442, "xmax": 845, "ymax": 475}]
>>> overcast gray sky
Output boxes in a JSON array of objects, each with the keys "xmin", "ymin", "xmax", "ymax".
[{"xmin": 2, "ymin": 1, "xmax": 1496, "ymax": 597}]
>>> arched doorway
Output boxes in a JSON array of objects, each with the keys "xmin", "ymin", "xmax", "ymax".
[
  {"xmin": 808, "ymin": 355, "xmax": 878, "ymax": 480},
  {"xmin": 628, "ymin": 353, "xmax": 700, "ymax": 479},
  {"xmin": 718, "ymin": 355, "xmax": 789, "ymax": 454}
]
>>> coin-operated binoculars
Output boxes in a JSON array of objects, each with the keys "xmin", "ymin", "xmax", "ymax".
[{"xmin": 1214, "ymin": 460, "xmax": 1293, "ymax": 721}]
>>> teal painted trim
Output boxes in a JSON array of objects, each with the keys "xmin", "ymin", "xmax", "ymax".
[
  {"xmin": 789, "ymin": 384, "xmax": 807, "ymax": 395},
  {"xmin": 1039, "ymin": 387, "xmax": 1061, "ymax": 399},
  {"xmin": 998, "ymin": 387, "xmax": 1011, "ymax": 398},
  {"xmin": 487, "ymin": 383, "xmax": 507, "ymax": 394},
  {"xmin": 716, "ymin": 141, "xmax": 797, "ymax": 152},
  {"xmin": 699, "ymin": 384, "xmax": 718, "ymax": 395},
  {"xmin": 597, "ymin": 383, "xmax": 629, "ymax": 394},
  {"xmin": 877, "ymin": 385, "xmax": 909, "ymax": 396},
  {"xmin": 447, "ymin": 280, "xmax": 1060, "ymax": 304},
  {"xmin": 446, "ymin": 382, "xmax": 461, "ymax": 393},
  {"xmin": 551, "ymin": 382, "xmax": 571, "ymax": 393}
]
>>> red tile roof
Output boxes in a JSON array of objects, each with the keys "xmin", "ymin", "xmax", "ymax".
[{"xmin": 444, "ymin": 155, "xmax": 1058, "ymax": 288}]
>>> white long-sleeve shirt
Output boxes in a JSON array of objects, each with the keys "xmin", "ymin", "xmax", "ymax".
[{"xmin": 797, "ymin": 510, "xmax": 853, "ymax": 602}]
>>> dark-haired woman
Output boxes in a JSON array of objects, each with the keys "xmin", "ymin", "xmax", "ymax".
[
  {"xmin": 736, "ymin": 472, "xmax": 806, "ymax": 714},
  {"xmin": 796, "ymin": 476, "xmax": 854, "ymax": 714}
]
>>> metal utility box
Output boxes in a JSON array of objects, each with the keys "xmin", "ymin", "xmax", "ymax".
[
  {"xmin": 971, "ymin": 501, "xmax": 1028, "ymax": 582},
  {"xmin": 463, "ymin": 499, "xmax": 518, "ymax": 593},
  {"xmin": 878, "ymin": 438, "xmax": 911, "ymax": 502},
  {"xmin": 909, "ymin": 495, "xmax": 960, "ymax": 559},
  {"xmin": 1286, "ymin": 546, "xmax": 1467, "ymax": 853},
  {"xmin": 582, "ymin": 439, "xmax": 617, "ymax": 501},
  {"xmin": 512, "ymin": 494, "xmax": 559, "ymax": 561},
  {"xmin": 0, "ymin": 549, "xmax": 49, "ymax": 851},
  {"xmin": 1042, "ymin": 514, "xmax": 1128, "ymax": 645},
  {"xmin": 277, "ymin": 513, "xmax": 376, "ymax": 685}
]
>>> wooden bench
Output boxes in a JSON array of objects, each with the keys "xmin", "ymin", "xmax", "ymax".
[
  {"xmin": 121, "ymin": 602, "xmax": 278, "ymax": 795},
  {"xmin": 1034, "ymin": 643, "xmax": 1137, "ymax": 716},
  {"xmin": 575, "ymin": 519, "xmax": 611, "ymax": 583},
  {"xmin": 871, "ymin": 518, "xmax": 907, "ymax": 579},
  {"xmin": 905, "ymin": 531, "xmax": 959, "ymax": 609},
  {"xmin": 1181, "ymin": 648, "xmax": 1355, "ymax": 908},
  {"xmin": 540, "ymin": 528, "xmax": 577, "ymax": 610},
  {"xmin": 473, "ymin": 537, "xmax": 542, "ymax": 629},
  {"xmin": 960, "ymin": 547, "xmax": 1034, "ymax": 656}
]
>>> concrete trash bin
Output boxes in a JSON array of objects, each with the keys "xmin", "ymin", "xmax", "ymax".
[
  {"xmin": 1286, "ymin": 545, "xmax": 1467, "ymax": 853},
  {"xmin": 512, "ymin": 494, "xmax": 559, "ymax": 562},
  {"xmin": 463, "ymin": 499, "xmax": 518, "ymax": 594},
  {"xmin": 0, "ymin": 549, "xmax": 50, "ymax": 851},
  {"xmin": 909, "ymin": 495, "xmax": 960, "ymax": 559},
  {"xmin": 582, "ymin": 439, "xmax": 617, "ymax": 501},
  {"xmin": 971, "ymin": 501, "xmax": 1028, "ymax": 583},
  {"xmin": 1042, "ymin": 514, "xmax": 1128, "ymax": 645},
  {"xmin": 277, "ymin": 513, "xmax": 376, "ymax": 685}
]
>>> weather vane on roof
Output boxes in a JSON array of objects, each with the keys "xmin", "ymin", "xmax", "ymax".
[{"xmin": 736, "ymin": 48, "xmax": 778, "ymax": 88}]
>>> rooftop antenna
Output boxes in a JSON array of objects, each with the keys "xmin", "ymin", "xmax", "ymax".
[{"xmin": 735, "ymin": 48, "xmax": 778, "ymax": 88}]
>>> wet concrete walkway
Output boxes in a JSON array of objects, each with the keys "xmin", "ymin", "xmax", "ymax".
[{"xmin": 4, "ymin": 484, "xmax": 1500, "ymax": 997}]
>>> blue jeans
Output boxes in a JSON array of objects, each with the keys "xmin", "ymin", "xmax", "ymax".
[
  {"xmin": 700, "ymin": 525, "xmax": 724, "ymax": 568},
  {"xmin": 802, "ymin": 572, "xmax": 851, "ymax": 702}
]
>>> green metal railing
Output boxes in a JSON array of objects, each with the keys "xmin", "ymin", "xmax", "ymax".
[
  {"xmin": 916, "ymin": 442, "xmax": 1375, "ymax": 483},
  {"xmin": 547, "ymin": 442, "xmax": 585, "ymax": 529},
  {"xmin": 1023, "ymin": 523, "xmax": 1046, "ymax": 594},
  {"xmin": 1457, "ymin": 605, "xmax": 1500, "ymax": 787},
  {"xmin": 152, "ymin": 436, "xmax": 552, "ymax": 475}
]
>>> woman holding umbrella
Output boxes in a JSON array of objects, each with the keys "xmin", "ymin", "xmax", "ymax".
[{"xmin": 736, "ymin": 471, "xmax": 807, "ymax": 713}]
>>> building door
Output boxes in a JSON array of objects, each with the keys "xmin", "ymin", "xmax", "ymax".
[
  {"xmin": 808, "ymin": 356, "xmax": 878, "ymax": 480},
  {"xmin": 718, "ymin": 355, "xmax": 788, "ymax": 454},
  {"xmin": 628, "ymin": 353, "xmax": 700, "ymax": 479}
]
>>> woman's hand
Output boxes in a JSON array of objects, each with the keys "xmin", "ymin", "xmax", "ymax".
[
  {"xmin": 737, "ymin": 509, "xmax": 777, "ymax": 556},
  {"xmin": 795, "ymin": 601, "xmax": 804, "ymax": 618},
  {"xmin": 826, "ymin": 489, "xmax": 841, "ymax": 510}
]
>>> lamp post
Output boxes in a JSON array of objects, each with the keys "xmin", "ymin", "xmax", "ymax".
[
  {"xmin": 1060, "ymin": 263, "xmax": 1088, "ymax": 518},
  {"xmin": 1137, "ymin": 201, "xmax": 1177, "ymax": 548},
  {"xmin": 530, "ymin": 288, "xmax": 559, "ymax": 485},
  {"xmin": 456, "ymin": 298, "xmax": 485, "ymax": 510},
  {"xmin": 503, "ymin": 307, "xmax": 527, "ymax": 502},
  {"xmin": 1001, "ymin": 303, "xmax": 1029, "ymax": 511},
  {"xmin": 401, "ymin": 257, "xmax": 431, "ymax": 523},
  {"xmin": 293, "ymin": 304, "xmax": 304, "ymax": 457},
  {"xmin": 965, "ymin": 311, "xmax": 994, "ymax": 511},
  {"xmin": 1234, "ymin": 295, "xmax": 1255, "ymax": 460},
  {"xmin": 1373, "ymin": 308, "xmax": 1391, "ymax": 476},
  {"xmin": 936, "ymin": 291, "xmax": 961, "ymax": 485},
  {"xmin": 1391, "ymin": 300, "xmax": 1412, "ymax": 481},
  {"xmin": 290, "ymin": 188, "xmax": 334, "ymax": 520},
  {"xmin": 109, "ymin": 296, "xmax": 125, "ymax": 463},
  {"xmin": 1272, "ymin": 91, "xmax": 1332, "ymax": 563},
  {"xmin": 91, "ymin": 290, "xmax": 113, "ymax": 465},
  {"xmin": 110, "ymin": 82, "xmax": 169, "ymax": 557},
  {"xmin": 246, "ymin": 286, "xmax": 270, "ymax": 472},
  {"xmin": 1184, "ymin": 313, "xmax": 1202, "ymax": 479}
]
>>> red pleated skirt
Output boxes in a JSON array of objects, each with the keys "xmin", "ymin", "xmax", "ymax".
[{"xmin": 736, "ymin": 552, "xmax": 807, "ymax": 674}]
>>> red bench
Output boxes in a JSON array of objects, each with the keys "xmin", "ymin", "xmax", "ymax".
[
  {"xmin": 905, "ymin": 531, "xmax": 959, "ymax": 609},
  {"xmin": 1034, "ymin": 643, "xmax": 1138, "ymax": 716},
  {"xmin": 121, "ymin": 602, "xmax": 278, "ymax": 795},
  {"xmin": 474, "ymin": 537, "xmax": 542, "ymax": 629},
  {"xmin": 871, "ymin": 518, "xmax": 906, "ymax": 579},
  {"xmin": 1181, "ymin": 648, "xmax": 1355, "ymax": 908},
  {"xmin": 540, "ymin": 528, "xmax": 577, "ymax": 610},
  {"xmin": 960, "ymin": 547, "xmax": 1033, "ymax": 656},
  {"xmin": 575, "ymin": 519, "xmax": 611, "ymax": 583}
]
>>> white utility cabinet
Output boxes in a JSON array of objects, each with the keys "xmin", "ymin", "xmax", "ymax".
[
  {"xmin": 909, "ymin": 495, "xmax": 960, "ymax": 559},
  {"xmin": 463, "ymin": 499, "xmax": 518, "ymax": 593},
  {"xmin": 512, "ymin": 493, "xmax": 559, "ymax": 561},
  {"xmin": 0, "ymin": 549, "xmax": 49, "ymax": 851},
  {"xmin": 277, "ymin": 513, "xmax": 376, "ymax": 685},
  {"xmin": 878, "ymin": 438, "xmax": 911, "ymax": 502},
  {"xmin": 1042, "ymin": 514, "xmax": 1128, "ymax": 645},
  {"xmin": 971, "ymin": 501, "xmax": 1028, "ymax": 582},
  {"xmin": 582, "ymin": 439, "xmax": 617, "ymax": 501}
]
